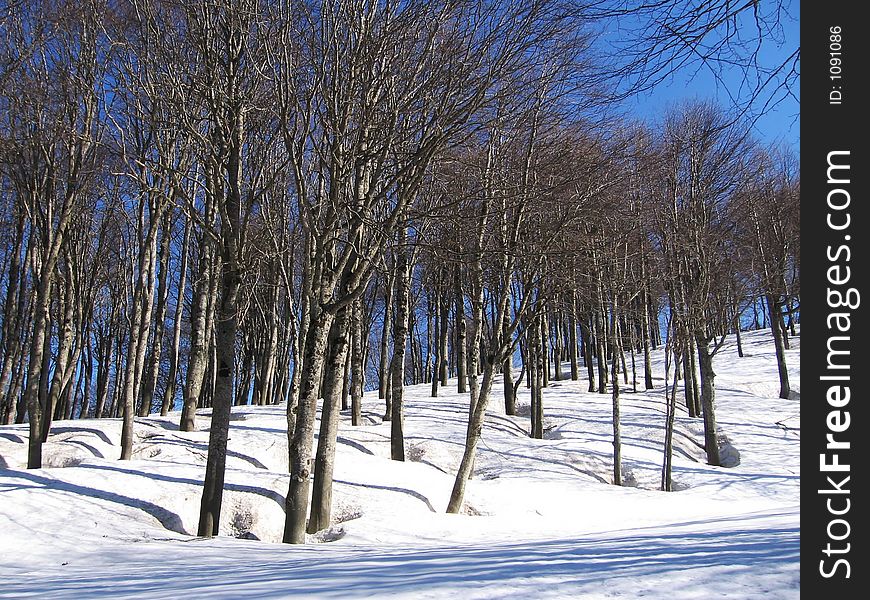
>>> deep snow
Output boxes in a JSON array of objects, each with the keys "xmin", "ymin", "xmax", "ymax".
[{"xmin": 0, "ymin": 328, "xmax": 799, "ymax": 598}]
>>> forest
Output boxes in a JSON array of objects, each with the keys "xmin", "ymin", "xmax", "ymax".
[{"xmin": 0, "ymin": 0, "xmax": 799, "ymax": 551}]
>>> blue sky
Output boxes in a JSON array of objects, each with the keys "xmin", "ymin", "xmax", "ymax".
[{"xmin": 613, "ymin": 1, "xmax": 800, "ymax": 151}]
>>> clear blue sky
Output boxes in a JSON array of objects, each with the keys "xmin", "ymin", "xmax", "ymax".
[{"xmin": 615, "ymin": 1, "xmax": 800, "ymax": 151}]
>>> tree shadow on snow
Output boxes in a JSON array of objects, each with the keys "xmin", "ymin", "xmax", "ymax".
[
  {"xmin": 0, "ymin": 469, "xmax": 185, "ymax": 533},
  {"xmin": 0, "ymin": 521, "xmax": 799, "ymax": 598}
]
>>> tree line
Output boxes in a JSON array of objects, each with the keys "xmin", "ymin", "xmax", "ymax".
[{"xmin": 0, "ymin": 0, "xmax": 799, "ymax": 542}]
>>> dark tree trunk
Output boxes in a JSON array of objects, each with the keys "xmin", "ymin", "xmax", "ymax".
[
  {"xmin": 766, "ymin": 294, "xmax": 791, "ymax": 399},
  {"xmin": 569, "ymin": 311, "xmax": 579, "ymax": 381},
  {"xmin": 580, "ymin": 319, "xmax": 595, "ymax": 392},
  {"xmin": 378, "ymin": 271, "xmax": 394, "ymax": 403},
  {"xmin": 454, "ymin": 263, "xmax": 467, "ymax": 394},
  {"xmin": 350, "ymin": 299, "xmax": 364, "ymax": 426},
  {"xmin": 141, "ymin": 213, "xmax": 173, "ymax": 417},
  {"xmin": 610, "ymin": 300, "xmax": 622, "ymax": 486},
  {"xmin": 390, "ymin": 238, "xmax": 410, "ymax": 461},
  {"xmin": 163, "ymin": 213, "xmax": 191, "ymax": 415},
  {"xmin": 695, "ymin": 334, "xmax": 721, "ymax": 466}
]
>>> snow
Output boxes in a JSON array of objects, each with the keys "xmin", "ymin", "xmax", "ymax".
[{"xmin": 0, "ymin": 328, "xmax": 799, "ymax": 598}]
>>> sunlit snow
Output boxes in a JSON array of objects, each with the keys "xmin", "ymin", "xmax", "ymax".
[{"xmin": 0, "ymin": 328, "xmax": 799, "ymax": 598}]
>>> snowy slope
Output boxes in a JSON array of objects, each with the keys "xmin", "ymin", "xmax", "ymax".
[{"xmin": 0, "ymin": 328, "xmax": 799, "ymax": 599}]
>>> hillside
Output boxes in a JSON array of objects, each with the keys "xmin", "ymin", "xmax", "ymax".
[{"xmin": 0, "ymin": 328, "xmax": 799, "ymax": 599}]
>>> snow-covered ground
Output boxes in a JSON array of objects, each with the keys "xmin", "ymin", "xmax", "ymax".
[{"xmin": 0, "ymin": 328, "xmax": 799, "ymax": 598}]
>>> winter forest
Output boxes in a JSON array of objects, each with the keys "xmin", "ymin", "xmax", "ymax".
[{"xmin": 1, "ymin": 0, "xmax": 800, "ymax": 597}]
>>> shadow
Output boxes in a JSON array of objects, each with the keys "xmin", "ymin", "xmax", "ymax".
[
  {"xmin": 0, "ymin": 521, "xmax": 798, "ymax": 598},
  {"xmin": 74, "ymin": 462, "xmax": 286, "ymax": 508},
  {"xmin": 138, "ymin": 419, "xmax": 180, "ymax": 432},
  {"xmin": 334, "ymin": 479, "xmax": 437, "ymax": 512},
  {"xmin": 0, "ymin": 432, "xmax": 24, "ymax": 444},
  {"xmin": 2, "ymin": 469, "xmax": 185, "ymax": 533},
  {"xmin": 336, "ymin": 437, "xmax": 375, "ymax": 456},
  {"xmin": 49, "ymin": 427, "xmax": 114, "ymax": 446},
  {"xmin": 137, "ymin": 436, "xmax": 269, "ymax": 471},
  {"xmin": 57, "ymin": 439, "xmax": 106, "ymax": 459},
  {"xmin": 412, "ymin": 458, "xmax": 450, "ymax": 475}
]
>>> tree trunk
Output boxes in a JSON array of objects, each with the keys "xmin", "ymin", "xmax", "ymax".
[
  {"xmin": 568, "ymin": 311, "xmax": 579, "ymax": 381},
  {"xmin": 661, "ymin": 347, "xmax": 679, "ymax": 491},
  {"xmin": 530, "ymin": 319, "xmax": 544, "ymax": 439},
  {"xmin": 502, "ymin": 310, "xmax": 516, "ymax": 415},
  {"xmin": 197, "ymin": 252, "xmax": 241, "ymax": 536},
  {"xmin": 44, "ymin": 283, "xmax": 75, "ymax": 438},
  {"xmin": 454, "ymin": 263, "xmax": 467, "ymax": 394},
  {"xmin": 552, "ymin": 311, "xmax": 563, "ymax": 381},
  {"xmin": 308, "ymin": 306, "xmax": 350, "ymax": 534},
  {"xmin": 390, "ymin": 238, "xmax": 410, "ymax": 461},
  {"xmin": 284, "ymin": 309, "xmax": 334, "ymax": 544},
  {"xmin": 439, "ymin": 290, "xmax": 449, "ymax": 387},
  {"xmin": 180, "ymin": 240, "xmax": 213, "ymax": 431},
  {"xmin": 24, "ymin": 277, "xmax": 52, "ymax": 468},
  {"xmin": 141, "ymin": 213, "xmax": 173, "ymax": 417},
  {"xmin": 610, "ymin": 304, "xmax": 622, "ymax": 486},
  {"xmin": 580, "ymin": 319, "xmax": 595, "ymax": 392},
  {"xmin": 430, "ymin": 288, "xmax": 442, "ymax": 397},
  {"xmin": 350, "ymin": 299, "xmax": 364, "ymax": 426},
  {"xmin": 378, "ymin": 271, "xmax": 394, "ymax": 402},
  {"xmin": 695, "ymin": 333, "xmax": 721, "ymax": 466},
  {"xmin": 447, "ymin": 366, "xmax": 496, "ymax": 513},
  {"xmin": 163, "ymin": 214, "xmax": 191, "ymax": 415},
  {"xmin": 766, "ymin": 294, "xmax": 790, "ymax": 399}
]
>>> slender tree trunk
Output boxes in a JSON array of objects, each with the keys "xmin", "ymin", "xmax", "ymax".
[
  {"xmin": 540, "ymin": 310, "xmax": 550, "ymax": 388},
  {"xmin": 733, "ymin": 308, "xmax": 745, "ymax": 358},
  {"xmin": 595, "ymin": 313, "xmax": 607, "ymax": 394},
  {"xmin": 580, "ymin": 319, "xmax": 595, "ymax": 392},
  {"xmin": 661, "ymin": 345, "xmax": 679, "ymax": 491},
  {"xmin": 447, "ymin": 366, "xmax": 496, "ymax": 513},
  {"xmin": 390, "ymin": 237, "xmax": 410, "ymax": 461},
  {"xmin": 180, "ymin": 241, "xmax": 213, "ymax": 431},
  {"xmin": 439, "ymin": 288, "xmax": 449, "ymax": 387},
  {"xmin": 430, "ymin": 288, "xmax": 442, "ymax": 397},
  {"xmin": 198, "ymin": 107, "xmax": 245, "ymax": 536},
  {"xmin": 568, "ymin": 311, "xmax": 579, "ymax": 381},
  {"xmin": 641, "ymin": 296, "xmax": 654, "ymax": 390},
  {"xmin": 350, "ymin": 298, "xmax": 364, "ymax": 426},
  {"xmin": 503, "ymin": 310, "xmax": 516, "ymax": 415},
  {"xmin": 44, "ymin": 284, "xmax": 75, "ymax": 438},
  {"xmin": 163, "ymin": 214, "xmax": 191, "ymax": 415},
  {"xmin": 552, "ymin": 311, "xmax": 563, "ymax": 381},
  {"xmin": 766, "ymin": 294, "xmax": 791, "ymax": 398},
  {"xmin": 141, "ymin": 213, "xmax": 173, "ymax": 417},
  {"xmin": 454, "ymin": 263, "xmax": 467, "ymax": 394},
  {"xmin": 610, "ymin": 303, "xmax": 622, "ymax": 486},
  {"xmin": 378, "ymin": 271, "xmax": 394, "ymax": 403}
]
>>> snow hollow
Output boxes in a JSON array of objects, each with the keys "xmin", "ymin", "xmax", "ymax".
[{"xmin": 0, "ymin": 328, "xmax": 799, "ymax": 599}]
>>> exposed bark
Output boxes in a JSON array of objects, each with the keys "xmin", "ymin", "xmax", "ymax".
[
  {"xmin": 390, "ymin": 235, "xmax": 410, "ymax": 461},
  {"xmin": 695, "ymin": 333, "xmax": 721, "ymax": 466},
  {"xmin": 180, "ymin": 237, "xmax": 213, "ymax": 431},
  {"xmin": 283, "ymin": 310, "xmax": 334, "ymax": 544},
  {"xmin": 308, "ymin": 306, "xmax": 350, "ymax": 533}
]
